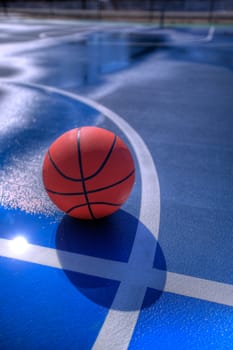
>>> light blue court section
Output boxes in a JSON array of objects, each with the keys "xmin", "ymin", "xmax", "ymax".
[
  {"xmin": 129, "ymin": 290, "xmax": 233, "ymax": 350},
  {"xmin": 155, "ymin": 143, "xmax": 233, "ymax": 285},
  {"xmin": 116, "ymin": 32, "xmax": 233, "ymax": 286},
  {"xmin": 0, "ymin": 256, "xmax": 119, "ymax": 350}
]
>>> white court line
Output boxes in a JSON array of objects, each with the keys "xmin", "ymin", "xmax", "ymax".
[
  {"xmin": 203, "ymin": 25, "xmax": 215, "ymax": 42},
  {"xmin": 1, "ymin": 237, "xmax": 233, "ymax": 308},
  {"xmin": 0, "ymin": 238, "xmax": 126, "ymax": 281},
  {"xmin": 164, "ymin": 272, "xmax": 233, "ymax": 307}
]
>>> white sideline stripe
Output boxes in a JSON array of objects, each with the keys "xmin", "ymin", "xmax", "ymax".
[
  {"xmin": 0, "ymin": 238, "xmax": 126, "ymax": 281},
  {"xmin": 93, "ymin": 310, "xmax": 141, "ymax": 350},
  {"xmin": 164, "ymin": 272, "xmax": 233, "ymax": 307},
  {"xmin": 93, "ymin": 285, "xmax": 146, "ymax": 350},
  {"xmin": 11, "ymin": 82, "xmax": 160, "ymax": 350},
  {"xmin": 1, "ymin": 237, "xmax": 233, "ymax": 308}
]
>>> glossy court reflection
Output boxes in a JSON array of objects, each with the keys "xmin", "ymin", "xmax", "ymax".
[{"xmin": 56, "ymin": 210, "xmax": 166, "ymax": 310}]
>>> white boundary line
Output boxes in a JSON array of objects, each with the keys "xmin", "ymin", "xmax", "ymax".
[
  {"xmin": 165, "ymin": 272, "xmax": 233, "ymax": 307},
  {"xmin": 1, "ymin": 237, "xmax": 233, "ymax": 309},
  {"xmin": 206, "ymin": 26, "xmax": 215, "ymax": 42}
]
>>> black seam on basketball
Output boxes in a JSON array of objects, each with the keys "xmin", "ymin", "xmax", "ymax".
[
  {"xmin": 85, "ymin": 134, "xmax": 117, "ymax": 180},
  {"xmin": 48, "ymin": 150, "xmax": 82, "ymax": 182},
  {"xmin": 47, "ymin": 133, "xmax": 117, "ymax": 182},
  {"xmin": 45, "ymin": 169, "xmax": 135, "ymax": 196},
  {"xmin": 66, "ymin": 201, "xmax": 122, "ymax": 214},
  {"xmin": 77, "ymin": 128, "xmax": 95, "ymax": 220}
]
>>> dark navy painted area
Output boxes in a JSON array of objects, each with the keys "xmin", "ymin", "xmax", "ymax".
[
  {"xmin": 130, "ymin": 291, "xmax": 233, "ymax": 350},
  {"xmin": 0, "ymin": 256, "xmax": 112, "ymax": 350}
]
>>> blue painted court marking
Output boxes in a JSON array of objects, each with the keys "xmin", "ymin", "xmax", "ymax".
[{"xmin": 1, "ymin": 82, "xmax": 233, "ymax": 350}]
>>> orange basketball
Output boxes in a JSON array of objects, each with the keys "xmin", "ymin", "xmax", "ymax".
[{"xmin": 42, "ymin": 126, "xmax": 135, "ymax": 219}]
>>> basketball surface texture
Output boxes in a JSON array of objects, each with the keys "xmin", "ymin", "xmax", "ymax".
[{"xmin": 42, "ymin": 127, "xmax": 135, "ymax": 219}]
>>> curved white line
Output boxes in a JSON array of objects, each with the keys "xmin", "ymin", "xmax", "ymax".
[{"xmin": 12, "ymin": 82, "xmax": 161, "ymax": 350}]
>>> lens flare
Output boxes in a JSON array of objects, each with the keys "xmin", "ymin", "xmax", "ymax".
[{"xmin": 10, "ymin": 236, "xmax": 29, "ymax": 254}]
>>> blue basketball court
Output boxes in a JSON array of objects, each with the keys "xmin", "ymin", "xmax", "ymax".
[{"xmin": 0, "ymin": 17, "xmax": 233, "ymax": 350}]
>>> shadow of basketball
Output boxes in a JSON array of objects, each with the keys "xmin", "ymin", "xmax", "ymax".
[{"xmin": 56, "ymin": 210, "xmax": 166, "ymax": 310}]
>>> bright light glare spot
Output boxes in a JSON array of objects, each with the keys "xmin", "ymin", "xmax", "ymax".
[{"xmin": 10, "ymin": 236, "xmax": 29, "ymax": 254}]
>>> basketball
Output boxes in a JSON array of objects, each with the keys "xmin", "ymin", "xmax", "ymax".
[{"xmin": 42, "ymin": 126, "xmax": 135, "ymax": 219}]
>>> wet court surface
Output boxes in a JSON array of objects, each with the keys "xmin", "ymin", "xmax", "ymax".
[{"xmin": 0, "ymin": 17, "xmax": 233, "ymax": 349}]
